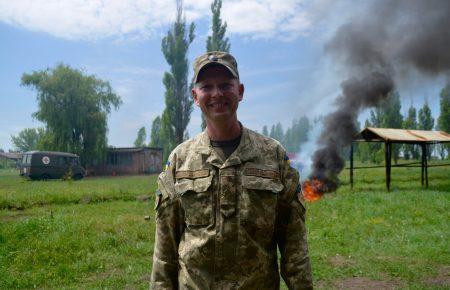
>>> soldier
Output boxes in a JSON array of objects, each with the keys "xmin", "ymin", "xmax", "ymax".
[{"xmin": 151, "ymin": 51, "xmax": 313, "ymax": 289}]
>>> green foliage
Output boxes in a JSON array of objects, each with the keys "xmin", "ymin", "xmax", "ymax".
[
  {"xmin": 438, "ymin": 84, "xmax": 450, "ymax": 133},
  {"xmin": 206, "ymin": 0, "xmax": 230, "ymax": 53},
  {"xmin": 365, "ymin": 92, "xmax": 404, "ymax": 163},
  {"xmin": 201, "ymin": 0, "xmax": 231, "ymax": 130},
  {"xmin": 269, "ymin": 122, "xmax": 284, "ymax": 143},
  {"xmin": 263, "ymin": 117, "xmax": 311, "ymax": 152},
  {"xmin": 149, "ymin": 116, "xmax": 163, "ymax": 148},
  {"xmin": 285, "ymin": 117, "xmax": 310, "ymax": 152},
  {"xmin": 21, "ymin": 64, "xmax": 122, "ymax": 165},
  {"xmin": 402, "ymin": 105, "xmax": 419, "ymax": 160},
  {"xmin": 418, "ymin": 101, "xmax": 434, "ymax": 131},
  {"xmin": 438, "ymin": 84, "xmax": 450, "ymax": 159},
  {"xmin": 262, "ymin": 125, "xmax": 269, "ymax": 136},
  {"xmin": 418, "ymin": 101, "xmax": 435, "ymax": 160},
  {"xmin": 160, "ymin": 1, "xmax": 195, "ymax": 161},
  {"xmin": 133, "ymin": 127, "xmax": 146, "ymax": 147},
  {"xmin": 10, "ymin": 128, "xmax": 43, "ymax": 152}
]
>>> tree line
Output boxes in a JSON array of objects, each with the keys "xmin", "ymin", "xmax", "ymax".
[
  {"xmin": 7, "ymin": 0, "xmax": 450, "ymax": 166},
  {"xmin": 9, "ymin": 0, "xmax": 228, "ymax": 165}
]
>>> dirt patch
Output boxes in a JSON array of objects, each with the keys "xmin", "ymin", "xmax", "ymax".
[
  {"xmin": 425, "ymin": 265, "xmax": 450, "ymax": 287},
  {"xmin": 0, "ymin": 211, "xmax": 34, "ymax": 223},
  {"xmin": 329, "ymin": 254, "xmax": 356, "ymax": 267},
  {"xmin": 323, "ymin": 277, "xmax": 404, "ymax": 290}
]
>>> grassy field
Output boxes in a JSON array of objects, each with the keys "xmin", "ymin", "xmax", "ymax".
[{"xmin": 0, "ymin": 164, "xmax": 449, "ymax": 289}]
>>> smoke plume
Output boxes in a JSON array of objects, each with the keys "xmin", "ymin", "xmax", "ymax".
[{"xmin": 310, "ymin": 0, "xmax": 450, "ymax": 192}]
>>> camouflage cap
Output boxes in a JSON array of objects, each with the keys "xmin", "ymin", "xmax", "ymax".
[{"xmin": 193, "ymin": 51, "xmax": 239, "ymax": 83}]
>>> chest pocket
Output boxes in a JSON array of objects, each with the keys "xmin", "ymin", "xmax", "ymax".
[
  {"xmin": 175, "ymin": 169, "xmax": 214, "ymax": 227},
  {"xmin": 241, "ymin": 167, "xmax": 284, "ymax": 240}
]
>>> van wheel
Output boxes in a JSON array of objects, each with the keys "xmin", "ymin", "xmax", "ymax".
[
  {"xmin": 41, "ymin": 174, "xmax": 50, "ymax": 181},
  {"xmin": 73, "ymin": 174, "xmax": 83, "ymax": 181}
]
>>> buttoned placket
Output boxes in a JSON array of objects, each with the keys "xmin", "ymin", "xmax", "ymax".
[{"xmin": 195, "ymin": 129, "xmax": 257, "ymax": 286}]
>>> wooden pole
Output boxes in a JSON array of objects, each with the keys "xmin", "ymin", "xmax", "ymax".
[
  {"xmin": 421, "ymin": 143, "xmax": 425, "ymax": 187},
  {"xmin": 385, "ymin": 142, "xmax": 391, "ymax": 191},
  {"xmin": 350, "ymin": 143, "xmax": 354, "ymax": 189},
  {"xmin": 424, "ymin": 144, "xmax": 429, "ymax": 187}
]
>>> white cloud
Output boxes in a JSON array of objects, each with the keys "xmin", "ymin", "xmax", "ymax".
[{"xmin": 0, "ymin": 0, "xmax": 319, "ymax": 41}]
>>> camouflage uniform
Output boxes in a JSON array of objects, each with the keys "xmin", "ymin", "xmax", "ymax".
[{"xmin": 151, "ymin": 126, "xmax": 313, "ymax": 289}]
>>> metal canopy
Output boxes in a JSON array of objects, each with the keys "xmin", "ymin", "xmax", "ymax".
[
  {"xmin": 357, "ymin": 127, "xmax": 450, "ymax": 143},
  {"xmin": 350, "ymin": 127, "xmax": 450, "ymax": 191}
]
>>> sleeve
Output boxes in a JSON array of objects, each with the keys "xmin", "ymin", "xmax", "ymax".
[
  {"xmin": 276, "ymin": 150, "xmax": 314, "ymax": 290},
  {"xmin": 150, "ymin": 155, "xmax": 184, "ymax": 289}
]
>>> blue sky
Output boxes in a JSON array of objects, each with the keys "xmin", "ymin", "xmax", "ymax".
[{"xmin": 0, "ymin": 0, "xmax": 446, "ymax": 151}]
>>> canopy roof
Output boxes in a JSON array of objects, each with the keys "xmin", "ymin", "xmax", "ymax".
[{"xmin": 357, "ymin": 127, "xmax": 450, "ymax": 143}]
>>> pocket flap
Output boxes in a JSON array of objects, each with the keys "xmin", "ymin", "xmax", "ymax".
[
  {"xmin": 242, "ymin": 175, "xmax": 284, "ymax": 193},
  {"xmin": 175, "ymin": 174, "xmax": 213, "ymax": 194},
  {"xmin": 243, "ymin": 167, "xmax": 279, "ymax": 179}
]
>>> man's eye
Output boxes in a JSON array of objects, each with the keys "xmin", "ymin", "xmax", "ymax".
[{"xmin": 220, "ymin": 84, "xmax": 232, "ymax": 90}]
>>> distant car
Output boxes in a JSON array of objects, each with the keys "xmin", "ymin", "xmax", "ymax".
[{"xmin": 20, "ymin": 151, "xmax": 85, "ymax": 180}]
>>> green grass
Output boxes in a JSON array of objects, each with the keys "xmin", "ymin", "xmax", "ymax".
[
  {"xmin": 0, "ymin": 164, "xmax": 449, "ymax": 289},
  {"xmin": 0, "ymin": 201, "xmax": 155, "ymax": 289},
  {"xmin": 0, "ymin": 169, "xmax": 158, "ymax": 210}
]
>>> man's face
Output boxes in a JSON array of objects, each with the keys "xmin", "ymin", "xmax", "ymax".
[{"xmin": 192, "ymin": 65, "xmax": 244, "ymax": 124}]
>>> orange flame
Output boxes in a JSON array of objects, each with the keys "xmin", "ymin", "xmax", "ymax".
[{"xmin": 302, "ymin": 179, "xmax": 324, "ymax": 202}]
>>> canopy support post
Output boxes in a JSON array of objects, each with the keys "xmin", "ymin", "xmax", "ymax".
[
  {"xmin": 385, "ymin": 142, "xmax": 391, "ymax": 191},
  {"xmin": 350, "ymin": 142, "xmax": 354, "ymax": 189},
  {"xmin": 421, "ymin": 143, "xmax": 426, "ymax": 187}
]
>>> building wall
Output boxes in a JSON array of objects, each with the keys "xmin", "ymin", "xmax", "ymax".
[{"xmin": 87, "ymin": 148, "xmax": 162, "ymax": 176}]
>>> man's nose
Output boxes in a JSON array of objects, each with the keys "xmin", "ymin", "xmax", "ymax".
[{"xmin": 211, "ymin": 86, "xmax": 224, "ymax": 97}]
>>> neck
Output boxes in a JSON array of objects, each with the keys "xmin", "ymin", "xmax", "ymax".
[{"xmin": 206, "ymin": 119, "xmax": 241, "ymax": 141}]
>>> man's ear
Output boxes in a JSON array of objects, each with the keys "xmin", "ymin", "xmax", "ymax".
[
  {"xmin": 238, "ymin": 83, "xmax": 244, "ymax": 102},
  {"xmin": 192, "ymin": 88, "xmax": 200, "ymax": 106}
]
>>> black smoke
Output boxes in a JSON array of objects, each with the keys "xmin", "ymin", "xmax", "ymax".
[{"xmin": 310, "ymin": 0, "xmax": 450, "ymax": 191}]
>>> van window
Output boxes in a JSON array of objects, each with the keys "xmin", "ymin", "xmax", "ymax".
[
  {"xmin": 22, "ymin": 154, "xmax": 31, "ymax": 165},
  {"xmin": 58, "ymin": 157, "xmax": 69, "ymax": 166}
]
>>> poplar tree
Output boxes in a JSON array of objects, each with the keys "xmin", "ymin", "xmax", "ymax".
[
  {"xmin": 418, "ymin": 101, "xmax": 435, "ymax": 160},
  {"xmin": 134, "ymin": 127, "xmax": 146, "ymax": 147},
  {"xmin": 262, "ymin": 125, "xmax": 269, "ymax": 136},
  {"xmin": 149, "ymin": 116, "xmax": 163, "ymax": 148},
  {"xmin": 201, "ymin": 0, "xmax": 230, "ymax": 130},
  {"xmin": 161, "ymin": 0, "xmax": 195, "ymax": 160},
  {"xmin": 438, "ymin": 84, "xmax": 450, "ymax": 159},
  {"xmin": 403, "ymin": 105, "xmax": 419, "ymax": 159}
]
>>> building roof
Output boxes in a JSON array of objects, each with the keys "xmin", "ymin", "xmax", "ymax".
[
  {"xmin": 107, "ymin": 147, "xmax": 163, "ymax": 153},
  {"xmin": 0, "ymin": 152, "xmax": 23, "ymax": 160},
  {"xmin": 357, "ymin": 127, "xmax": 450, "ymax": 143}
]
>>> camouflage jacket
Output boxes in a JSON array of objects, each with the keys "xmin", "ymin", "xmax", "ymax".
[{"xmin": 151, "ymin": 127, "xmax": 313, "ymax": 290}]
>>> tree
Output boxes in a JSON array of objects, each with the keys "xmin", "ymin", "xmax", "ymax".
[
  {"xmin": 438, "ymin": 84, "xmax": 450, "ymax": 159},
  {"xmin": 418, "ymin": 101, "xmax": 434, "ymax": 131},
  {"xmin": 11, "ymin": 128, "xmax": 42, "ymax": 152},
  {"xmin": 402, "ymin": 105, "xmax": 419, "ymax": 159},
  {"xmin": 134, "ymin": 127, "xmax": 147, "ymax": 147},
  {"xmin": 21, "ymin": 64, "xmax": 122, "ymax": 165},
  {"xmin": 368, "ymin": 92, "xmax": 403, "ymax": 163},
  {"xmin": 262, "ymin": 125, "xmax": 268, "ymax": 136},
  {"xmin": 200, "ymin": 0, "xmax": 231, "ymax": 130},
  {"xmin": 160, "ymin": 0, "xmax": 195, "ymax": 161},
  {"xmin": 150, "ymin": 116, "xmax": 164, "ymax": 148},
  {"xmin": 269, "ymin": 122, "xmax": 284, "ymax": 143},
  {"xmin": 418, "ymin": 100, "xmax": 435, "ymax": 160}
]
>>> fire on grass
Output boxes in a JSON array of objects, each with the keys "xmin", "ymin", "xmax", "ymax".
[{"xmin": 302, "ymin": 179, "xmax": 324, "ymax": 202}]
